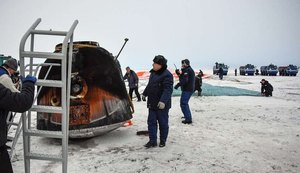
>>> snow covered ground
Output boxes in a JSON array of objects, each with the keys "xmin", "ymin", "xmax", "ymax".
[{"xmin": 12, "ymin": 70, "xmax": 300, "ymax": 173}]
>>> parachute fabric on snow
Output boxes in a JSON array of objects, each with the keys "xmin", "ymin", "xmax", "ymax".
[{"xmin": 173, "ymin": 83, "xmax": 260, "ymax": 96}]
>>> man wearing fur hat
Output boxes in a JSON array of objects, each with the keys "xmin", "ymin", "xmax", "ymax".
[
  {"xmin": 0, "ymin": 58, "xmax": 20, "ymax": 92},
  {"xmin": 174, "ymin": 59, "xmax": 195, "ymax": 124},
  {"xmin": 142, "ymin": 55, "xmax": 173, "ymax": 148}
]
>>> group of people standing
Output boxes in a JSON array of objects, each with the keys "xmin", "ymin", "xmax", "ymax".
[
  {"xmin": 124, "ymin": 56, "xmax": 275, "ymax": 149},
  {"xmin": 1, "ymin": 56, "xmax": 275, "ymax": 172}
]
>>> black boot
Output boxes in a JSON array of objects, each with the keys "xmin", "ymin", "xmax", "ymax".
[
  {"xmin": 182, "ymin": 120, "xmax": 192, "ymax": 124},
  {"xmin": 144, "ymin": 141, "xmax": 157, "ymax": 148},
  {"xmin": 159, "ymin": 141, "xmax": 166, "ymax": 147}
]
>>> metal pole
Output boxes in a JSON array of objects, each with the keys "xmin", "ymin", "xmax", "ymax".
[{"xmin": 115, "ymin": 38, "xmax": 129, "ymax": 60}]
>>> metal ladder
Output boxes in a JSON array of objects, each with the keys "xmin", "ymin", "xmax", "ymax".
[
  {"xmin": 6, "ymin": 111, "xmax": 23, "ymax": 160},
  {"xmin": 19, "ymin": 18, "xmax": 78, "ymax": 173}
]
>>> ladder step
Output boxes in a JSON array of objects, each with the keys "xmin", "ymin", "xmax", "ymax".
[
  {"xmin": 21, "ymin": 51, "xmax": 64, "ymax": 59},
  {"xmin": 36, "ymin": 79, "xmax": 63, "ymax": 87},
  {"xmin": 7, "ymin": 122, "xmax": 19, "ymax": 126},
  {"xmin": 25, "ymin": 129, "xmax": 63, "ymax": 138},
  {"xmin": 7, "ymin": 136, "xmax": 14, "ymax": 141},
  {"xmin": 31, "ymin": 30, "xmax": 67, "ymax": 36},
  {"xmin": 27, "ymin": 153, "xmax": 63, "ymax": 161},
  {"xmin": 30, "ymin": 105, "xmax": 63, "ymax": 113}
]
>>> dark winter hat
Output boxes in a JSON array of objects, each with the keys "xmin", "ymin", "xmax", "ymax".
[
  {"xmin": 3, "ymin": 58, "xmax": 18, "ymax": 71},
  {"xmin": 181, "ymin": 59, "xmax": 190, "ymax": 66},
  {"xmin": 260, "ymin": 79, "xmax": 266, "ymax": 83},
  {"xmin": 153, "ymin": 55, "xmax": 167, "ymax": 66}
]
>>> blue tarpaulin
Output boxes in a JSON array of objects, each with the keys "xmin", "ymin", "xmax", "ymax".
[{"xmin": 173, "ymin": 83, "xmax": 260, "ymax": 96}]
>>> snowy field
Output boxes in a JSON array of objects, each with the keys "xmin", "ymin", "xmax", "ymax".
[{"xmin": 12, "ymin": 69, "xmax": 300, "ymax": 173}]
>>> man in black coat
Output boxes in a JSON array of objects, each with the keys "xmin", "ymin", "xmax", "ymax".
[
  {"xmin": 142, "ymin": 55, "xmax": 173, "ymax": 148},
  {"xmin": 194, "ymin": 70, "xmax": 202, "ymax": 96},
  {"xmin": 0, "ymin": 75, "xmax": 36, "ymax": 173},
  {"xmin": 218, "ymin": 67, "xmax": 224, "ymax": 80},
  {"xmin": 260, "ymin": 79, "xmax": 273, "ymax": 97},
  {"xmin": 123, "ymin": 66, "xmax": 141, "ymax": 101},
  {"xmin": 174, "ymin": 59, "xmax": 195, "ymax": 124}
]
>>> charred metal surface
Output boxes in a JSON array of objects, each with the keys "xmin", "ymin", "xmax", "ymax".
[
  {"xmin": 69, "ymin": 104, "xmax": 90, "ymax": 125},
  {"xmin": 37, "ymin": 41, "xmax": 132, "ymax": 137}
]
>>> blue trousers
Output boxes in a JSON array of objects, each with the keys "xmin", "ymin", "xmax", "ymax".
[
  {"xmin": 180, "ymin": 91, "xmax": 193, "ymax": 122},
  {"xmin": 147, "ymin": 109, "xmax": 169, "ymax": 143}
]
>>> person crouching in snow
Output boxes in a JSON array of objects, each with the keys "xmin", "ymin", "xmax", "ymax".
[
  {"xmin": 142, "ymin": 55, "xmax": 173, "ymax": 148},
  {"xmin": 260, "ymin": 79, "xmax": 273, "ymax": 97}
]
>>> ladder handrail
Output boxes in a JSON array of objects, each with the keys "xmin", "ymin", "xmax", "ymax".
[
  {"xmin": 60, "ymin": 21, "xmax": 77, "ymax": 173},
  {"xmin": 19, "ymin": 18, "xmax": 41, "ymax": 76},
  {"xmin": 61, "ymin": 20, "xmax": 78, "ymax": 56}
]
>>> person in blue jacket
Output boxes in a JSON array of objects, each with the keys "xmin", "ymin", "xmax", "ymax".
[
  {"xmin": 142, "ymin": 55, "xmax": 173, "ymax": 148},
  {"xmin": 174, "ymin": 59, "xmax": 195, "ymax": 124}
]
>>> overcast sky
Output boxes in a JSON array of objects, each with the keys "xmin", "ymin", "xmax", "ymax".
[{"xmin": 1, "ymin": 0, "xmax": 300, "ymax": 70}]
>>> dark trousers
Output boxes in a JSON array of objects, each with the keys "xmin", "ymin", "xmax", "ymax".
[
  {"xmin": 195, "ymin": 87, "xmax": 202, "ymax": 96},
  {"xmin": 129, "ymin": 87, "xmax": 141, "ymax": 101},
  {"xmin": 219, "ymin": 74, "xmax": 223, "ymax": 80},
  {"xmin": 0, "ymin": 145, "xmax": 13, "ymax": 173},
  {"xmin": 180, "ymin": 91, "xmax": 193, "ymax": 122},
  {"xmin": 147, "ymin": 109, "xmax": 169, "ymax": 143},
  {"xmin": 264, "ymin": 91, "xmax": 272, "ymax": 97}
]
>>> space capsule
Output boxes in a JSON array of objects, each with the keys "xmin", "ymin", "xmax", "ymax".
[{"xmin": 37, "ymin": 41, "xmax": 133, "ymax": 138}]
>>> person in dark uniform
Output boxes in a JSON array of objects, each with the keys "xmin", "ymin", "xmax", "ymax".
[
  {"xmin": 260, "ymin": 79, "xmax": 273, "ymax": 97},
  {"xmin": 194, "ymin": 70, "xmax": 203, "ymax": 96},
  {"xmin": 199, "ymin": 69, "xmax": 203, "ymax": 77},
  {"xmin": 174, "ymin": 59, "xmax": 195, "ymax": 124},
  {"xmin": 123, "ymin": 66, "xmax": 141, "ymax": 101},
  {"xmin": 218, "ymin": 67, "xmax": 224, "ymax": 80},
  {"xmin": 142, "ymin": 55, "xmax": 173, "ymax": 148},
  {"xmin": 0, "ymin": 75, "xmax": 36, "ymax": 173}
]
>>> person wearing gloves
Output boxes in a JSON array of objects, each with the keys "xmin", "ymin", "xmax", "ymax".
[
  {"xmin": 142, "ymin": 55, "xmax": 173, "ymax": 148},
  {"xmin": 0, "ymin": 74, "xmax": 36, "ymax": 173},
  {"xmin": 174, "ymin": 59, "xmax": 195, "ymax": 124}
]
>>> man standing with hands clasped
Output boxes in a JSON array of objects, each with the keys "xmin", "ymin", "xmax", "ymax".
[
  {"xmin": 142, "ymin": 55, "xmax": 173, "ymax": 148},
  {"xmin": 174, "ymin": 59, "xmax": 195, "ymax": 124}
]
